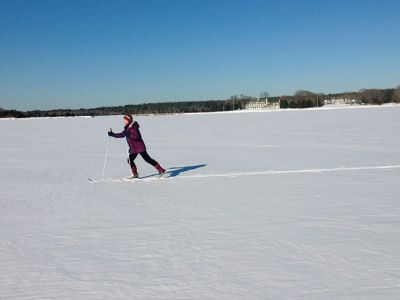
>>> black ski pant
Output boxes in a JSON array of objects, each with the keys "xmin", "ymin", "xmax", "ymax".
[{"xmin": 128, "ymin": 151, "xmax": 158, "ymax": 168}]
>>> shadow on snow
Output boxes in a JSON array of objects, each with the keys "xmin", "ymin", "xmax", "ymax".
[
  {"xmin": 167, "ymin": 164, "xmax": 207, "ymax": 177},
  {"xmin": 139, "ymin": 164, "xmax": 207, "ymax": 179}
]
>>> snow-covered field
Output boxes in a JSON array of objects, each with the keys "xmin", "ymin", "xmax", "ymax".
[{"xmin": 1, "ymin": 106, "xmax": 400, "ymax": 299}]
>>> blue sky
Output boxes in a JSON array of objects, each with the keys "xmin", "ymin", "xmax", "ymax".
[{"xmin": 1, "ymin": 0, "xmax": 400, "ymax": 110}]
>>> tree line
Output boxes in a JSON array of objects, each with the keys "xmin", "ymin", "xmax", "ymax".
[
  {"xmin": 1, "ymin": 86, "xmax": 399, "ymax": 118},
  {"xmin": 280, "ymin": 87, "xmax": 400, "ymax": 109}
]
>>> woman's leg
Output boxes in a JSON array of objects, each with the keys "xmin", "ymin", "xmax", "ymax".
[
  {"xmin": 139, "ymin": 151, "xmax": 158, "ymax": 166},
  {"xmin": 129, "ymin": 153, "xmax": 139, "ymax": 177},
  {"xmin": 140, "ymin": 151, "xmax": 166, "ymax": 174}
]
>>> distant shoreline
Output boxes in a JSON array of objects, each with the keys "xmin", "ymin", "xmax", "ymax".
[
  {"xmin": 2, "ymin": 87, "xmax": 399, "ymax": 119},
  {"xmin": 1, "ymin": 103, "xmax": 399, "ymax": 121}
]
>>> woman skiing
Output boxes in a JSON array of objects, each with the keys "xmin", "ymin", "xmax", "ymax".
[{"xmin": 108, "ymin": 114, "xmax": 166, "ymax": 178}]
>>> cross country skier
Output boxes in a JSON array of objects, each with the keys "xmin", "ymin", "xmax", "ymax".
[{"xmin": 108, "ymin": 114, "xmax": 166, "ymax": 179}]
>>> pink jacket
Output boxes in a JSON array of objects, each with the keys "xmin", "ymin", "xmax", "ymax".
[{"xmin": 112, "ymin": 121, "xmax": 146, "ymax": 154}]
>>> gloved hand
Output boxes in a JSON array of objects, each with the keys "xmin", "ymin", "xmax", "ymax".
[{"xmin": 108, "ymin": 130, "xmax": 114, "ymax": 137}]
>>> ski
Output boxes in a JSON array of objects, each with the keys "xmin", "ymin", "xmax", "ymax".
[{"xmin": 88, "ymin": 173, "xmax": 169, "ymax": 183}]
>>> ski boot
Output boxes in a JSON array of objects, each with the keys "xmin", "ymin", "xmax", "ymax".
[
  {"xmin": 129, "ymin": 166, "xmax": 139, "ymax": 179},
  {"xmin": 155, "ymin": 164, "xmax": 166, "ymax": 176}
]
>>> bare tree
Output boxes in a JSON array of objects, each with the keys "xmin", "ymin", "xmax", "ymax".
[
  {"xmin": 294, "ymin": 90, "xmax": 315, "ymax": 97},
  {"xmin": 259, "ymin": 91, "xmax": 270, "ymax": 98},
  {"xmin": 393, "ymin": 85, "xmax": 400, "ymax": 103}
]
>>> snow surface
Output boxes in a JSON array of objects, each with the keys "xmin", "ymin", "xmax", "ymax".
[{"xmin": 1, "ymin": 106, "xmax": 400, "ymax": 299}]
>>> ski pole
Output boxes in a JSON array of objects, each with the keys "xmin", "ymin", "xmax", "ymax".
[
  {"xmin": 101, "ymin": 130, "xmax": 111, "ymax": 181},
  {"xmin": 126, "ymin": 143, "xmax": 132, "ymax": 173}
]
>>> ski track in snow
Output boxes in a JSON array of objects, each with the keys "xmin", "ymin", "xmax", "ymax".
[{"xmin": 92, "ymin": 164, "xmax": 400, "ymax": 183}]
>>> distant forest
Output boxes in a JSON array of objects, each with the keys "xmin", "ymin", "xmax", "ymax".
[{"xmin": 1, "ymin": 87, "xmax": 399, "ymax": 118}]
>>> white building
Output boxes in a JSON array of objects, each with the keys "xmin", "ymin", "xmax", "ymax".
[
  {"xmin": 323, "ymin": 98, "xmax": 362, "ymax": 105},
  {"xmin": 245, "ymin": 98, "xmax": 280, "ymax": 110}
]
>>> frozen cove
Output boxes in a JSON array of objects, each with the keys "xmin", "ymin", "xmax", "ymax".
[{"xmin": 1, "ymin": 106, "xmax": 400, "ymax": 299}]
